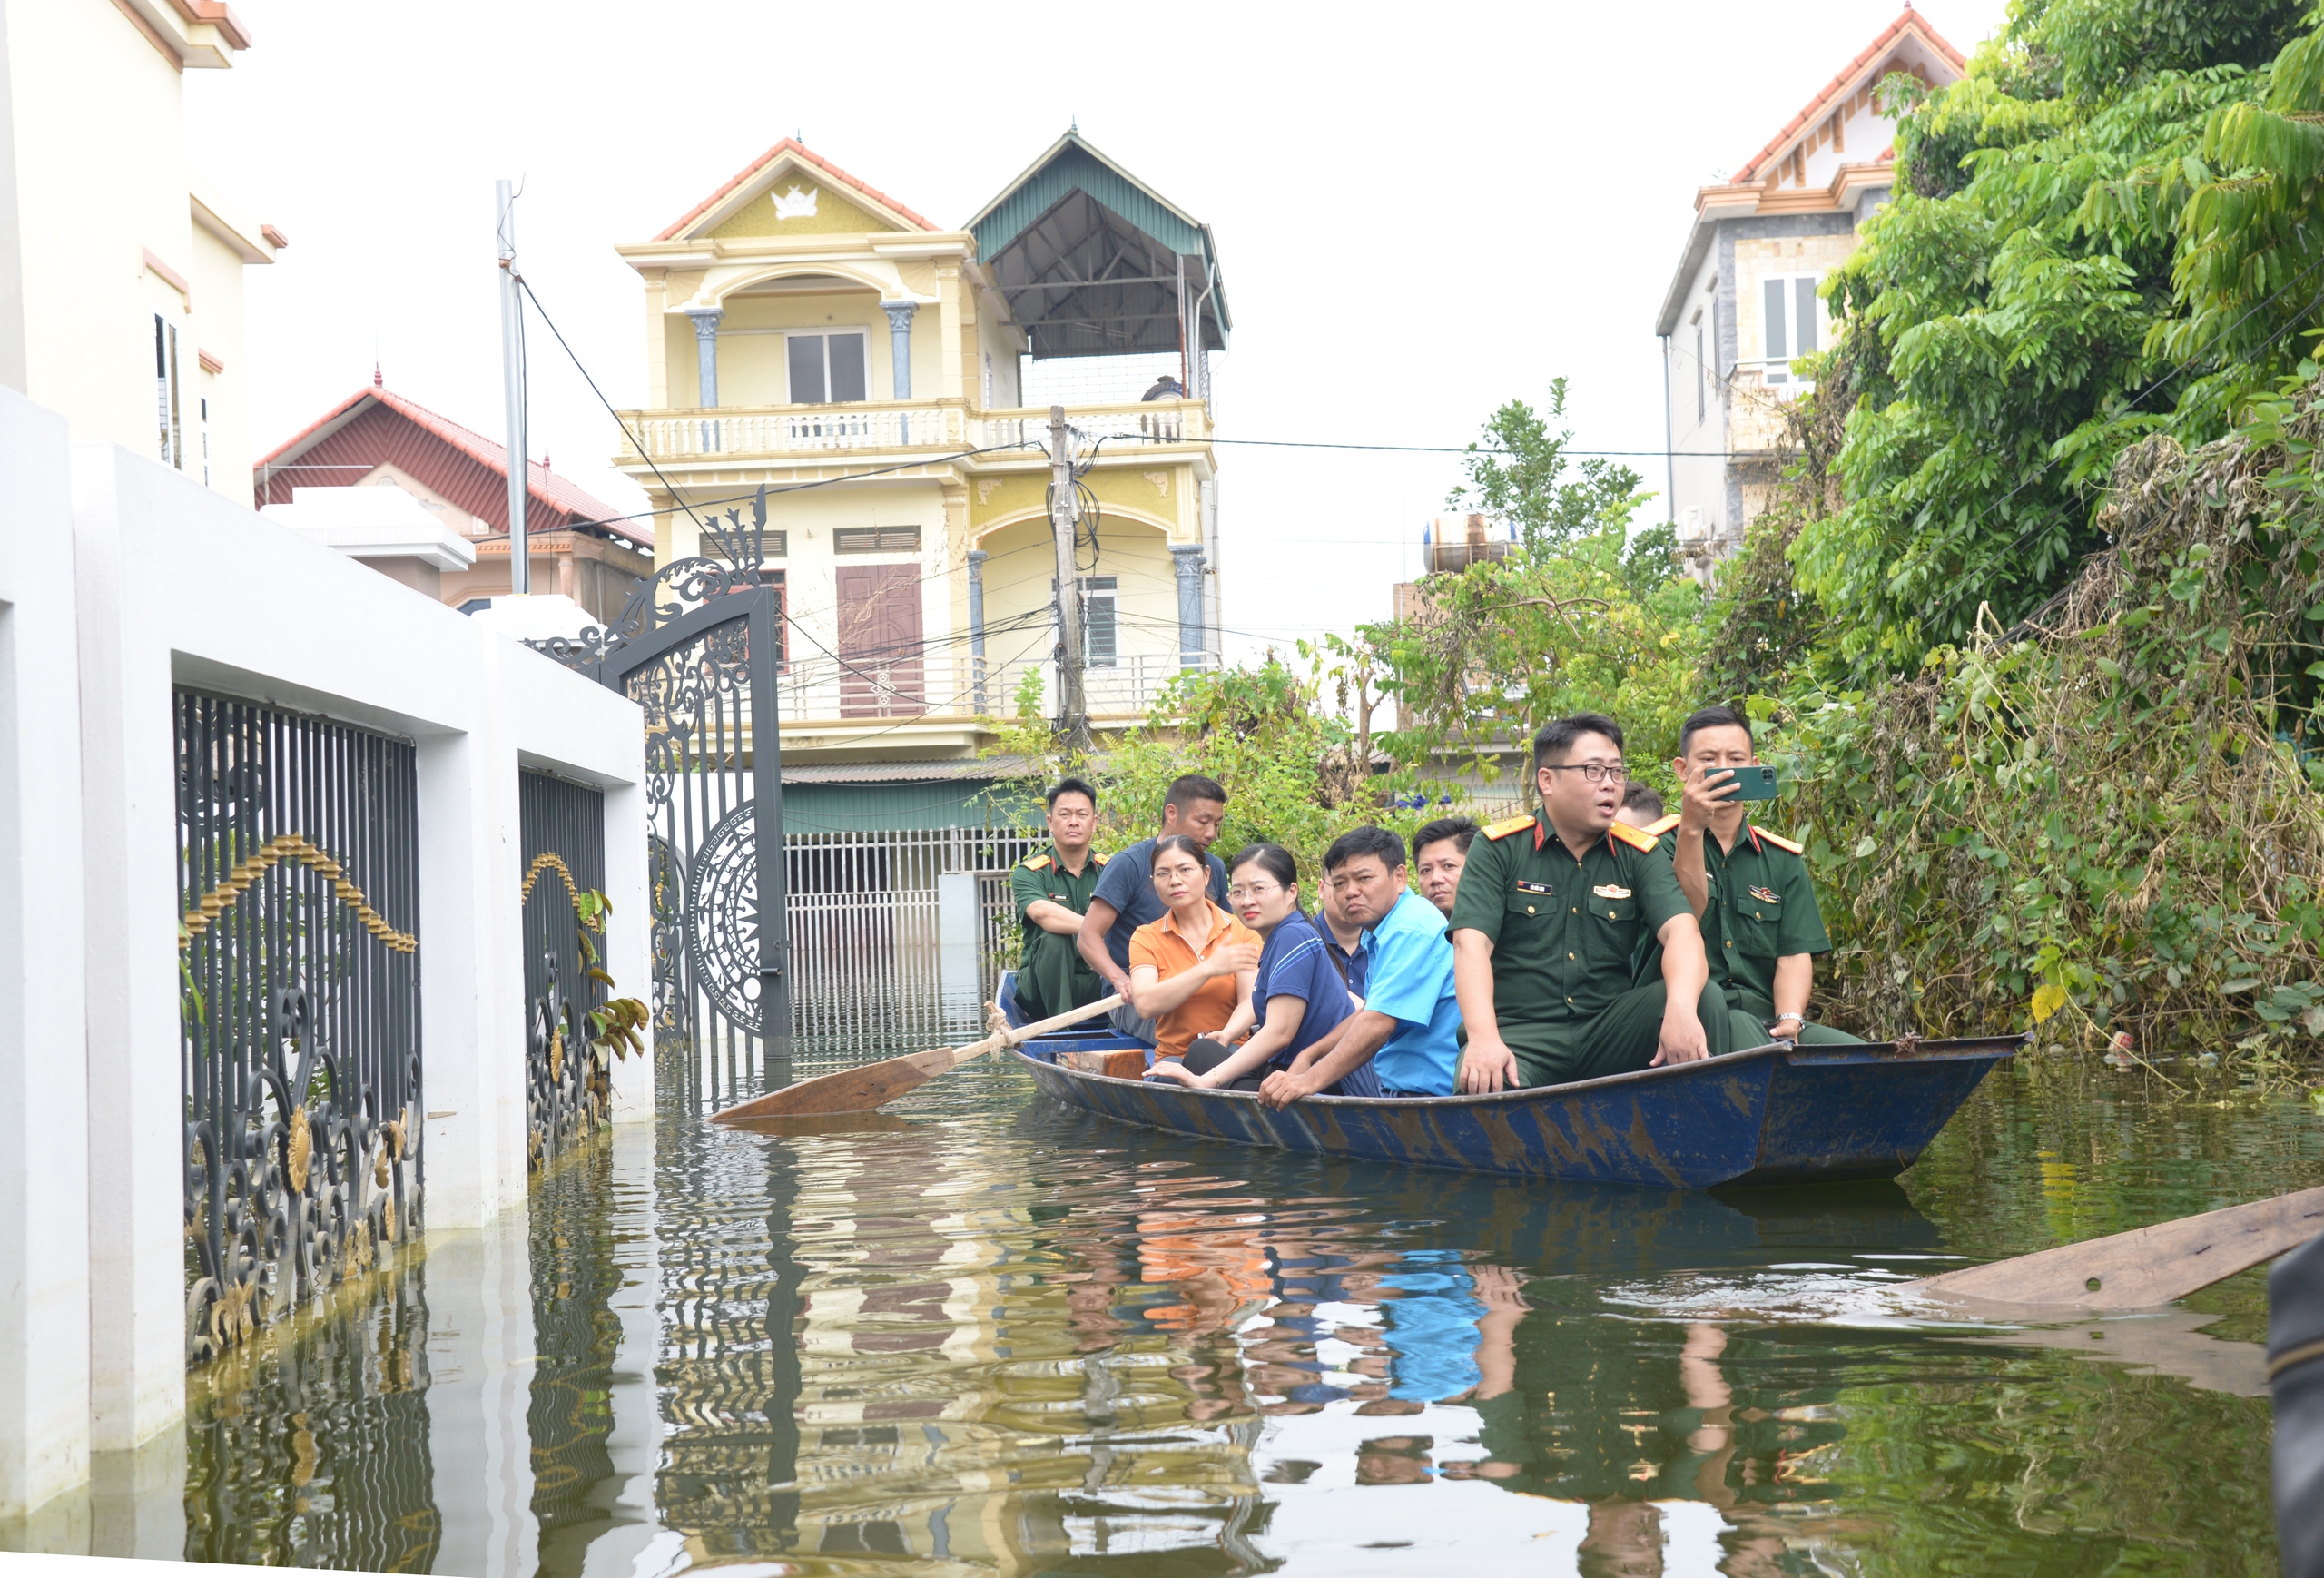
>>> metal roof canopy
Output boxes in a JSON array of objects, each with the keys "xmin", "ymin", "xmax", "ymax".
[{"xmin": 968, "ymin": 132, "xmax": 1229, "ymax": 361}]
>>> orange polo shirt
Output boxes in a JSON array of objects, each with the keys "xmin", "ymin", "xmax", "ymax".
[{"xmin": 1127, "ymin": 902, "xmax": 1263, "ymax": 1060}]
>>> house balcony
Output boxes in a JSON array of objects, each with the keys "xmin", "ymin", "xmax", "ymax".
[
  {"xmin": 615, "ymin": 397, "xmax": 1210, "ymax": 466},
  {"xmin": 772, "ymin": 646, "xmax": 1211, "ymax": 736}
]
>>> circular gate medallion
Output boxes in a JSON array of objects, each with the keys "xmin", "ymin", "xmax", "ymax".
[{"xmin": 684, "ymin": 804, "xmax": 767, "ymax": 1034}]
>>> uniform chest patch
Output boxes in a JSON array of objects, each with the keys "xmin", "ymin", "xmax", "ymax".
[
  {"xmin": 1514, "ymin": 879, "xmax": 1551, "ymax": 894},
  {"xmin": 1592, "ymin": 884, "xmax": 1632, "ymax": 901},
  {"xmin": 1748, "ymin": 886, "xmax": 1780, "ymax": 904}
]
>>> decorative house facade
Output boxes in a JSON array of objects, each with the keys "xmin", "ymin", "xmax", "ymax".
[
  {"xmin": 0, "ymin": 0, "xmax": 284, "ymax": 500},
  {"xmin": 1656, "ymin": 8, "xmax": 1965, "ymax": 570},
  {"xmin": 613, "ymin": 133, "xmax": 1227, "ymax": 768}
]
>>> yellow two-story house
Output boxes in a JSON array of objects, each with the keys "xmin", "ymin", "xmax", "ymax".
[{"xmin": 614, "ymin": 132, "xmax": 1226, "ymax": 801}]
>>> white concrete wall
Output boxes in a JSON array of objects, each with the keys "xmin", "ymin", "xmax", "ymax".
[{"xmin": 0, "ymin": 384, "xmax": 653, "ymax": 1516}]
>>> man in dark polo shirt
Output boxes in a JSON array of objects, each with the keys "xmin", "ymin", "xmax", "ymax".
[
  {"xmin": 1009, "ymin": 777, "xmax": 1108, "ymax": 1023},
  {"xmin": 1665, "ymin": 705, "xmax": 1862, "ymax": 1047},
  {"xmin": 1449, "ymin": 713, "xmax": 1733, "ymax": 1090},
  {"xmin": 1076, "ymin": 774, "xmax": 1230, "ymax": 1042}
]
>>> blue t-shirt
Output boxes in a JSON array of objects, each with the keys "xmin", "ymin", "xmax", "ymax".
[
  {"xmin": 1253, "ymin": 911, "xmax": 1355, "ymax": 1064},
  {"xmin": 1382, "ymin": 1251, "xmax": 1488, "ymax": 1402},
  {"xmin": 1322, "ymin": 929, "xmax": 1370, "ymax": 997},
  {"xmin": 1089, "ymin": 836, "xmax": 1229, "ymax": 969},
  {"xmin": 1357, "ymin": 889, "xmax": 1463, "ymax": 1096}
]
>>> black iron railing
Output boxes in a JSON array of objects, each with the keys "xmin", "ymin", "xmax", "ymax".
[
  {"xmin": 176, "ymin": 690, "xmax": 423, "ymax": 1365},
  {"xmin": 520, "ymin": 768, "xmax": 607, "ymax": 1166}
]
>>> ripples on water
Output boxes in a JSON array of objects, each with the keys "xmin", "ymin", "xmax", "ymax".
[{"xmin": 70, "ymin": 1045, "xmax": 2324, "ymax": 1574}]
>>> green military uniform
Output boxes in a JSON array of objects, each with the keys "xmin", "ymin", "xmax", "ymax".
[
  {"xmin": 1447, "ymin": 811, "xmax": 1735, "ymax": 1087},
  {"xmin": 1653, "ymin": 817, "xmax": 1862, "ymax": 1048},
  {"xmin": 1009, "ymin": 846, "xmax": 1107, "ymax": 1021}
]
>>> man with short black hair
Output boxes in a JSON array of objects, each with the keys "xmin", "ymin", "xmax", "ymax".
[
  {"xmin": 1449, "ymin": 713, "xmax": 1733, "ymax": 1090},
  {"xmin": 1412, "ymin": 815, "xmax": 1479, "ymax": 919},
  {"xmin": 1616, "ymin": 782, "xmax": 1669, "ymax": 833},
  {"xmin": 1258, "ymin": 825, "xmax": 1462, "ymax": 1106},
  {"xmin": 1666, "ymin": 705, "xmax": 1859, "ymax": 1047},
  {"xmin": 1010, "ymin": 778, "xmax": 1108, "ymax": 1023},
  {"xmin": 1078, "ymin": 774, "xmax": 1231, "ymax": 1043}
]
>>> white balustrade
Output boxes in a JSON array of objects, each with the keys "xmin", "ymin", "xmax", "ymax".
[
  {"xmin": 622, "ymin": 403, "xmax": 953, "ymax": 461},
  {"xmin": 973, "ymin": 399, "xmax": 1208, "ymax": 450},
  {"xmin": 764, "ymin": 646, "xmax": 1216, "ymax": 728}
]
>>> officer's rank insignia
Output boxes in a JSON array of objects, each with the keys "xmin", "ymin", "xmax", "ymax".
[
  {"xmin": 1024, "ymin": 853, "xmax": 1051, "ymax": 871},
  {"xmin": 1515, "ymin": 879, "xmax": 1550, "ymax": 894},
  {"xmin": 1748, "ymin": 886, "xmax": 1780, "ymax": 904},
  {"xmin": 1483, "ymin": 815, "xmax": 1536, "ymax": 841},
  {"xmin": 1592, "ymin": 884, "xmax": 1632, "ymax": 900}
]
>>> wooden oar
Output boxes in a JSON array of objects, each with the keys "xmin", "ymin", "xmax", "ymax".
[
  {"xmin": 1906, "ymin": 1184, "xmax": 2324, "ymax": 1311},
  {"xmin": 710, "ymin": 994, "xmax": 1125, "ymax": 1121}
]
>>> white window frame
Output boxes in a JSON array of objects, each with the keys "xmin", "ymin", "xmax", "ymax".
[
  {"xmin": 783, "ymin": 327, "xmax": 871, "ymax": 405},
  {"xmin": 154, "ymin": 313, "xmax": 182, "ymax": 469},
  {"xmin": 1758, "ymin": 272, "xmax": 1823, "ymax": 388},
  {"xmin": 1081, "ymin": 576, "xmax": 1118, "ymax": 668}
]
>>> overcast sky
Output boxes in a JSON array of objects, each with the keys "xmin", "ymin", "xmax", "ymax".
[{"xmin": 187, "ymin": 0, "xmax": 2013, "ymax": 664}]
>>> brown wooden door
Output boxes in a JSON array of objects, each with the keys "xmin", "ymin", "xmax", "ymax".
[{"xmin": 836, "ymin": 564, "xmax": 925, "ymax": 718}]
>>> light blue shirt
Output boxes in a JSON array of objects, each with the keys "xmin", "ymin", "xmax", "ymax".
[{"xmin": 1357, "ymin": 889, "xmax": 1462, "ymax": 1096}]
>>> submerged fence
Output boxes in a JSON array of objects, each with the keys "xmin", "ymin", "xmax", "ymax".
[
  {"xmin": 520, "ymin": 770, "xmax": 608, "ymax": 1167},
  {"xmin": 175, "ymin": 689, "xmax": 424, "ymax": 1365}
]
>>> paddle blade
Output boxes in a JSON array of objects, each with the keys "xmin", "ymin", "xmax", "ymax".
[
  {"xmin": 1908, "ymin": 1184, "xmax": 2324, "ymax": 1311},
  {"xmin": 713, "ymin": 1044, "xmax": 969, "ymax": 1121}
]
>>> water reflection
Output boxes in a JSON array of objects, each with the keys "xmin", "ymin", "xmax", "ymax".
[{"xmin": 20, "ymin": 1043, "xmax": 2309, "ymax": 1573}]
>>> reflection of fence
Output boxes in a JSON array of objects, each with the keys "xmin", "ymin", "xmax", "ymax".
[
  {"xmin": 787, "ymin": 825, "xmax": 1039, "ymax": 1061},
  {"xmin": 519, "ymin": 770, "xmax": 606, "ymax": 1168},
  {"xmin": 175, "ymin": 689, "xmax": 423, "ymax": 1364}
]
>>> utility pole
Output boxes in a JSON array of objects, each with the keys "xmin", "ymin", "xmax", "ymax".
[
  {"xmin": 497, "ymin": 179, "xmax": 529, "ymax": 596},
  {"xmin": 1049, "ymin": 405, "xmax": 1090, "ymax": 750}
]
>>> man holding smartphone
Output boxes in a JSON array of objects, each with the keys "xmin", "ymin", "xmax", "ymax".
[{"xmin": 1667, "ymin": 705, "xmax": 1860, "ymax": 1047}]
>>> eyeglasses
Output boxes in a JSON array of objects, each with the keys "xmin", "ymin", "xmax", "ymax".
[
  {"xmin": 1226, "ymin": 883, "xmax": 1282, "ymax": 901},
  {"xmin": 1543, "ymin": 763, "xmax": 1629, "ymax": 784}
]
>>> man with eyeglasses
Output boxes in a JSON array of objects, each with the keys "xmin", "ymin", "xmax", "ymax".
[{"xmin": 1448, "ymin": 713, "xmax": 1734, "ymax": 1091}]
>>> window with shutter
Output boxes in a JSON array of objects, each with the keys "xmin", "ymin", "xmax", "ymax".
[{"xmin": 1759, "ymin": 274, "xmax": 1822, "ymax": 386}]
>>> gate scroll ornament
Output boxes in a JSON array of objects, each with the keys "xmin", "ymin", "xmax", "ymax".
[
  {"xmin": 532, "ymin": 488, "xmax": 791, "ymax": 1085},
  {"xmin": 178, "ymin": 689, "xmax": 423, "ymax": 1366}
]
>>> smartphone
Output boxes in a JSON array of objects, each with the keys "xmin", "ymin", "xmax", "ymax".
[{"xmin": 1711, "ymin": 765, "xmax": 1780, "ymax": 801}]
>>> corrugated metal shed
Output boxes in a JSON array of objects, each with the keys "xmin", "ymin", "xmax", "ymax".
[{"xmin": 967, "ymin": 133, "xmax": 1229, "ymax": 360}]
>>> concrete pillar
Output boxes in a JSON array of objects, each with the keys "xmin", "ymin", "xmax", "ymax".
[
  {"xmin": 685, "ymin": 307, "xmax": 724, "ymax": 408},
  {"xmin": 1170, "ymin": 544, "xmax": 1206, "ymax": 668},
  {"xmin": 967, "ymin": 547, "xmax": 988, "ymax": 715},
  {"xmin": 0, "ymin": 388, "xmax": 91, "ymax": 1519},
  {"xmin": 937, "ymin": 870, "xmax": 979, "ymax": 1023},
  {"xmin": 881, "ymin": 301, "xmax": 917, "ymax": 400},
  {"xmin": 421, "ymin": 1219, "xmax": 540, "ymax": 1578}
]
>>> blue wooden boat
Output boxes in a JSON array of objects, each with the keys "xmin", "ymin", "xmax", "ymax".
[{"xmin": 995, "ymin": 973, "xmax": 2019, "ymax": 1190}]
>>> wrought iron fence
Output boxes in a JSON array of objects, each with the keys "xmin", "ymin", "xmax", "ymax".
[
  {"xmin": 176, "ymin": 690, "xmax": 423, "ymax": 1366},
  {"xmin": 520, "ymin": 769, "xmax": 608, "ymax": 1169}
]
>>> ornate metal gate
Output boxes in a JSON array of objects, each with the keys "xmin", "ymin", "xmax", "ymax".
[
  {"xmin": 520, "ymin": 768, "xmax": 607, "ymax": 1164},
  {"xmin": 176, "ymin": 690, "xmax": 423, "ymax": 1364},
  {"xmin": 537, "ymin": 488, "xmax": 789, "ymax": 1110}
]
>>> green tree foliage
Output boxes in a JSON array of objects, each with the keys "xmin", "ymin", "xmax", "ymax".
[
  {"xmin": 1446, "ymin": 379, "xmax": 1652, "ymax": 556},
  {"xmin": 1791, "ymin": 0, "xmax": 2295, "ymax": 673}
]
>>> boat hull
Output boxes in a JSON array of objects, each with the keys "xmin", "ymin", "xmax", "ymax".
[{"xmin": 1009, "ymin": 1038, "xmax": 2018, "ymax": 1189}]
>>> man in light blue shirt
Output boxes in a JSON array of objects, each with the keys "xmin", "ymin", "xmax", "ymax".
[{"xmin": 1258, "ymin": 825, "xmax": 1463, "ymax": 1106}]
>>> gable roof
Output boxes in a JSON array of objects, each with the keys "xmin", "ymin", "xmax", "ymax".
[
  {"xmin": 1732, "ymin": 7, "xmax": 1965, "ymax": 184},
  {"xmin": 654, "ymin": 138, "xmax": 940, "ymax": 241},
  {"xmin": 965, "ymin": 130, "xmax": 1230, "ymax": 359},
  {"xmin": 253, "ymin": 383, "xmax": 644, "ymax": 546}
]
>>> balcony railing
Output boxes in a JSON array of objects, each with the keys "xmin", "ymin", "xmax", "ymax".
[
  {"xmin": 616, "ymin": 399, "xmax": 1209, "ymax": 465},
  {"xmin": 769, "ymin": 646, "xmax": 1216, "ymax": 731}
]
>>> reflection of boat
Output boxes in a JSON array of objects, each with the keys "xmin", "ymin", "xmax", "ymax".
[{"xmin": 998, "ymin": 973, "xmax": 2019, "ymax": 1189}]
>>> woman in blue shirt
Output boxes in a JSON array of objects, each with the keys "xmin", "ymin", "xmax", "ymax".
[{"xmin": 1146, "ymin": 844, "xmax": 1381, "ymax": 1097}]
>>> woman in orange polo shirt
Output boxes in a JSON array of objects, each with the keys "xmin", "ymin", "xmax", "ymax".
[{"xmin": 1126, "ymin": 834, "xmax": 1263, "ymax": 1065}]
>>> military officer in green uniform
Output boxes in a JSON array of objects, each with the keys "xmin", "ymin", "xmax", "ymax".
[
  {"xmin": 1664, "ymin": 705, "xmax": 1861, "ymax": 1047},
  {"xmin": 1450, "ymin": 714, "xmax": 1735, "ymax": 1091},
  {"xmin": 1009, "ymin": 777, "xmax": 1109, "ymax": 1021}
]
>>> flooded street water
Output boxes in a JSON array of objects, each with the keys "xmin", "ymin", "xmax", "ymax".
[{"xmin": 101, "ymin": 1027, "xmax": 2324, "ymax": 1574}]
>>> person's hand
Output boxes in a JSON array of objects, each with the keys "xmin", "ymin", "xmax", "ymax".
[
  {"xmin": 1457, "ymin": 1035, "xmax": 1519, "ymax": 1093},
  {"xmin": 1207, "ymin": 942, "xmax": 1262, "ymax": 978},
  {"xmin": 1652, "ymin": 1009, "xmax": 1710, "ymax": 1067},
  {"xmin": 1258, "ymin": 1067, "xmax": 1321, "ymax": 1110},
  {"xmin": 1144, "ymin": 1060, "xmax": 1206, "ymax": 1088},
  {"xmin": 1678, "ymin": 764, "xmax": 1738, "ymax": 832}
]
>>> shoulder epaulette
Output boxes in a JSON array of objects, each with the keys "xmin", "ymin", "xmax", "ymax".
[
  {"xmin": 1092, "ymin": 851, "xmax": 1108, "ymax": 865},
  {"xmin": 1642, "ymin": 814, "xmax": 1682, "ymax": 837},
  {"xmin": 1482, "ymin": 814, "xmax": 1535, "ymax": 841},
  {"xmin": 1609, "ymin": 820, "xmax": 1659, "ymax": 853},
  {"xmin": 1022, "ymin": 853, "xmax": 1051, "ymax": 871},
  {"xmin": 1758, "ymin": 829, "xmax": 1806, "ymax": 855}
]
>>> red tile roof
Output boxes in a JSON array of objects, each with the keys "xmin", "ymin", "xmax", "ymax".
[
  {"xmin": 654, "ymin": 137, "xmax": 940, "ymax": 241},
  {"xmin": 1731, "ymin": 8, "xmax": 1967, "ymax": 184},
  {"xmin": 253, "ymin": 384, "xmax": 646, "ymax": 547}
]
